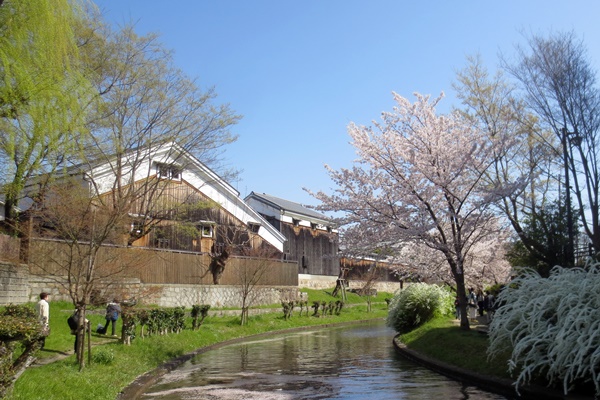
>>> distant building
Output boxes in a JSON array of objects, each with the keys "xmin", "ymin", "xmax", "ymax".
[
  {"xmin": 245, "ymin": 192, "xmax": 339, "ymax": 276},
  {"xmin": 18, "ymin": 143, "xmax": 286, "ymax": 256}
]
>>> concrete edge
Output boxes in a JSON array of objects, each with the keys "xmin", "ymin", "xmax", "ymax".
[
  {"xmin": 116, "ymin": 318, "xmax": 383, "ymax": 400},
  {"xmin": 392, "ymin": 336, "xmax": 592, "ymax": 400}
]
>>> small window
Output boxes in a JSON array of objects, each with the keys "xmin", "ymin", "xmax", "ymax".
[
  {"xmin": 156, "ymin": 162, "xmax": 182, "ymax": 180},
  {"xmin": 200, "ymin": 225, "xmax": 213, "ymax": 238},
  {"xmin": 311, "ymin": 222, "xmax": 318, "ymax": 230},
  {"xmin": 248, "ymin": 222, "xmax": 261, "ymax": 233},
  {"xmin": 292, "ymin": 218, "xmax": 300, "ymax": 227}
]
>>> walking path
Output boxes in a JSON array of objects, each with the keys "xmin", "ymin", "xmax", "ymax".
[{"xmin": 33, "ymin": 335, "xmax": 119, "ymax": 366}]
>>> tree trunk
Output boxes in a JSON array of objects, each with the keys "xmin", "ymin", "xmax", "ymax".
[
  {"xmin": 75, "ymin": 308, "xmax": 87, "ymax": 370},
  {"xmin": 455, "ymin": 274, "xmax": 470, "ymax": 330},
  {"xmin": 3, "ymin": 197, "xmax": 18, "ymax": 235}
]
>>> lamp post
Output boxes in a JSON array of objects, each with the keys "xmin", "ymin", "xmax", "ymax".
[{"xmin": 561, "ymin": 127, "xmax": 580, "ymax": 266}]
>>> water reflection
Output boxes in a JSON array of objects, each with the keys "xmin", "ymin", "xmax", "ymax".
[{"xmin": 141, "ymin": 321, "xmax": 508, "ymax": 399}]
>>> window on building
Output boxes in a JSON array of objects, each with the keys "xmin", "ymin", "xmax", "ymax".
[
  {"xmin": 155, "ymin": 162, "xmax": 182, "ymax": 180},
  {"xmin": 199, "ymin": 224, "xmax": 214, "ymax": 238},
  {"xmin": 248, "ymin": 222, "xmax": 261, "ymax": 233},
  {"xmin": 292, "ymin": 218, "xmax": 300, "ymax": 227}
]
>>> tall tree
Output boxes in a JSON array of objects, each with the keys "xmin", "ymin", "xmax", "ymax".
[
  {"xmin": 505, "ymin": 31, "xmax": 600, "ymax": 260},
  {"xmin": 453, "ymin": 55, "xmax": 574, "ymax": 272},
  {"xmin": 311, "ymin": 93, "xmax": 516, "ymax": 330},
  {"xmin": 0, "ymin": 0, "xmax": 93, "ymax": 228},
  {"xmin": 77, "ymin": 22, "xmax": 241, "ymax": 245}
]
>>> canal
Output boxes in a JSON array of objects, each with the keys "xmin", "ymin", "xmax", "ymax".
[{"xmin": 140, "ymin": 320, "xmax": 508, "ymax": 399}]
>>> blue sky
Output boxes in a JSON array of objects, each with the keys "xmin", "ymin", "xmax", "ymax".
[{"xmin": 94, "ymin": 1, "xmax": 600, "ymax": 210}]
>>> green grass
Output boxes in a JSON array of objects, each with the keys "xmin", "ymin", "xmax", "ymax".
[
  {"xmin": 399, "ymin": 316, "xmax": 512, "ymax": 379},
  {"xmin": 9, "ymin": 292, "xmax": 390, "ymax": 400},
  {"xmin": 300, "ymin": 287, "xmax": 392, "ymax": 304}
]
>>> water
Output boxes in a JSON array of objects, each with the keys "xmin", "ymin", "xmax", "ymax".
[{"xmin": 141, "ymin": 321, "xmax": 508, "ymax": 399}]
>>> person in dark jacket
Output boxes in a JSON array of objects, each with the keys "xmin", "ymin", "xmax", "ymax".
[{"xmin": 103, "ymin": 299, "xmax": 121, "ymax": 337}]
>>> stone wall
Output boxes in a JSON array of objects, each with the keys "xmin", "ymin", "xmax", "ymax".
[
  {"xmin": 298, "ymin": 273, "xmax": 402, "ymax": 294},
  {"xmin": 1, "ymin": 266, "xmax": 398, "ymax": 309},
  {"xmin": 142, "ymin": 284, "xmax": 301, "ymax": 308},
  {"xmin": 6, "ymin": 266, "xmax": 302, "ymax": 309},
  {"xmin": 0, "ymin": 262, "xmax": 29, "ymax": 304}
]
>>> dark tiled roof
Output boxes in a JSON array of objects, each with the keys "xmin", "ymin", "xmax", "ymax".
[{"xmin": 247, "ymin": 192, "xmax": 330, "ymax": 222}]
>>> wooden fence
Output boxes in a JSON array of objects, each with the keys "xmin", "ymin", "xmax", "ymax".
[
  {"xmin": 27, "ymin": 238, "xmax": 298, "ymax": 286},
  {"xmin": 0, "ymin": 234, "xmax": 20, "ymax": 263}
]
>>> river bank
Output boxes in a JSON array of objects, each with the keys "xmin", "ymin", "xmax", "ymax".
[
  {"xmin": 9, "ymin": 295, "xmax": 389, "ymax": 400},
  {"xmin": 395, "ymin": 316, "xmax": 594, "ymax": 400}
]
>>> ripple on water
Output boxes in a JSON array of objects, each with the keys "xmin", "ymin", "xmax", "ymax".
[{"xmin": 140, "ymin": 322, "xmax": 509, "ymax": 400}]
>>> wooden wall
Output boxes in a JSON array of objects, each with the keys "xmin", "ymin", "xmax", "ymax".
[
  {"xmin": 0, "ymin": 234, "xmax": 20, "ymax": 262},
  {"xmin": 281, "ymin": 223, "xmax": 339, "ymax": 276},
  {"xmin": 27, "ymin": 239, "xmax": 298, "ymax": 286}
]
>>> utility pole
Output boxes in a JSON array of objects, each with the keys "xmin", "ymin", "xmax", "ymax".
[{"xmin": 561, "ymin": 127, "xmax": 576, "ymax": 266}]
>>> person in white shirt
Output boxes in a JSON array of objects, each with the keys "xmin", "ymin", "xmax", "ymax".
[{"xmin": 35, "ymin": 292, "xmax": 50, "ymax": 349}]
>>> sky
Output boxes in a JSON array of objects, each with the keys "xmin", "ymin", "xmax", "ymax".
[{"xmin": 93, "ymin": 0, "xmax": 600, "ymax": 211}]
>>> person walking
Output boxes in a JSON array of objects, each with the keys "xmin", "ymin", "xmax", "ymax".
[
  {"xmin": 454, "ymin": 296, "xmax": 461, "ymax": 320},
  {"xmin": 477, "ymin": 290, "xmax": 485, "ymax": 317},
  {"xmin": 485, "ymin": 291, "xmax": 496, "ymax": 323},
  {"xmin": 467, "ymin": 288, "xmax": 477, "ymax": 320},
  {"xmin": 35, "ymin": 292, "xmax": 50, "ymax": 349},
  {"xmin": 103, "ymin": 299, "xmax": 121, "ymax": 337}
]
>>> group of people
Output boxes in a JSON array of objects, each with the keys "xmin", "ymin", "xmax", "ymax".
[
  {"xmin": 455, "ymin": 287, "xmax": 496, "ymax": 323},
  {"xmin": 35, "ymin": 292, "xmax": 122, "ymax": 352}
]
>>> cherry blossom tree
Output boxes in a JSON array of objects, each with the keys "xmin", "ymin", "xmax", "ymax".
[
  {"xmin": 392, "ymin": 227, "xmax": 511, "ymax": 290},
  {"xmin": 311, "ymin": 92, "xmax": 516, "ymax": 330}
]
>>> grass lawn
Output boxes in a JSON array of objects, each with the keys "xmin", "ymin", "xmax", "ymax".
[
  {"xmin": 399, "ymin": 316, "xmax": 512, "ymax": 379},
  {"xmin": 8, "ymin": 290, "xmax": 390, "ymax": 400}
]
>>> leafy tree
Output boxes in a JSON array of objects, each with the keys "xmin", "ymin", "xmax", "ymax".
[
  {"xmin": 0, "ymin": 0, "xmax": 93, "ymax": 228},
  {"xmin": 506, "ymin": 198, "xmax": 579, "ymax": 276},
  {"xmin": 311, "ymin": 93, "xmax": 517, "ymax": 330}
]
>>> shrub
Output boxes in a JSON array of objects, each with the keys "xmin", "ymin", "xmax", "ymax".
[
  {"xmin": 92, "ymin": 348, "xmax": 115, "ymax": 365},
  {"xmin": 487, "ymin": 263, "xmax": 600, "ymax": 396},
  {"xmin": 191, "ymin": 304, "xmax": 211, "ymax": 329},
  {"xmin": 0, "ymin": 304, "xmax": 44, "ymax": 398},
  {"xmin": 385, "ymin": 283, "xmax": 454, "ymax": 334}
]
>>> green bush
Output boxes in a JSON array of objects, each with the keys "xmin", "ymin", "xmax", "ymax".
[
  {"xmin": 385, "ymin": 283, "xmax": 453, "ymax": 334},
  {"xmin": 92, "ymin": 348, "xmax": 115, "ymax": 365}
]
